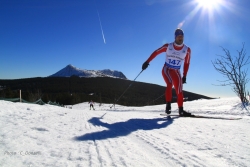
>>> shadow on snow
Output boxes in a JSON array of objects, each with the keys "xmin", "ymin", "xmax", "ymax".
[{"xmin": 73, "ymin": 116, "xmax": 175, "ymax": 141}]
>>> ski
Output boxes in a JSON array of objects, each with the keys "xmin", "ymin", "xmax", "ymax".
[{"xmin": 160, "ymin": 113, "xmax": 242, "ymax": 120}]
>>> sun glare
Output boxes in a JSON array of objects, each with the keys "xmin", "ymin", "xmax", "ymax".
[
  {"xmin": 177, "ymin": 0, "xmax": 236, "ymax": 36},
  {"xmin": 196, "ymin": 0, "xmax": 221, "ymax": 9}
]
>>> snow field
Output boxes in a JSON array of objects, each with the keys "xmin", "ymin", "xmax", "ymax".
[{"xmin": 0, "ymin": 97, "xmax": 250, "ymax": 167}]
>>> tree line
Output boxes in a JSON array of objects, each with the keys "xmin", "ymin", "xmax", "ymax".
[{"xmin": 0, "ymin": 76, "xmax": 212, "ymax": 106}]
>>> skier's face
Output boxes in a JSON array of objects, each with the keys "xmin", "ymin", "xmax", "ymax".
[{"xmin": 175, "ymin": 35, "xmax": 184, "ymax": 45}]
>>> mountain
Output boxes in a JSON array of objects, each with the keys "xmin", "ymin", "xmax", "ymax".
[{"xmin": 49, "ymin": 64, "xmax": 127, "ymax": 79}]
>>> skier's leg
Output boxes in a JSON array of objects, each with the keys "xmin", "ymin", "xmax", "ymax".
[
  {"xmin": 171, "ymin": 69, "xmax": 183, "ymax": 107},
  {"xmin": 162, "ymin": 66, "xmax": 173, "ymax": 102},
  {"xmin": 172, "ymin": 70, "xmax": 192, "ymax": 116},
  {"xmin": 162, "ymin": 66, "xmax": 173, "ymax": 113}
]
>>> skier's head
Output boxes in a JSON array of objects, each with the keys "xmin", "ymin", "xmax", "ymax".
[{"xmin": 174, "ymin": 28, "xmax": 184, "ymax": 45}]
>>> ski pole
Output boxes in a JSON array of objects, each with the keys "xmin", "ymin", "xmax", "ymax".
[
  {"xmin": 99, "ymin": 112, "xmax": 107, "ymax": 119},
  {"xmin": 147, "ymin": 93, "xmax": 165, "ymax": 105},
  {"xmin": 110, "ymin": 69, "xmax": 144, "ymax": 109}
]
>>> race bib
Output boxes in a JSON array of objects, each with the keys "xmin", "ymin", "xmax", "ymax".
[{"xmin": 165, "ymin": 43, "xmax": 188, "ymax": 69}]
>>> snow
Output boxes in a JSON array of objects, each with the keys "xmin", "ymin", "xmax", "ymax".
[{"xmin": 0, "ymin": 97, "xmax": 250, "ymax": 167}]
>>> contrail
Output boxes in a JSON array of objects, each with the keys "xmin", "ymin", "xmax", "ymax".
[
  {"xmin": 94, "ymin": 0, "xmax": 106, "ymax": 44},
  {"xmin": 96, "ymin": 9, "xmax": 106, "ymax": 44}
]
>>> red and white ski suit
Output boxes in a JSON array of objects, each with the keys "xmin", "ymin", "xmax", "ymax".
[{"xmin": 146, "ymin": 42, "xmax": 191, "ymax": 107}]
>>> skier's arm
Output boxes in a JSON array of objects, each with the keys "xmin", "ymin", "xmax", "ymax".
[
  {"xmin": 146, "ymin": 44, "xmax": 168, "ymax": 63},
  {"xmin": 183, "ymin": 47, "xmax": 191, "ymax": 77}
]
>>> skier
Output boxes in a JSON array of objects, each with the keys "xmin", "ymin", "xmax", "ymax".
[
  {"xmin": 89, "ymin": 100, "xmax": 95, "ymax": 110},
  {"xmin": 142, "ymin": 28, "xmax": 192, "ymax": 117}
]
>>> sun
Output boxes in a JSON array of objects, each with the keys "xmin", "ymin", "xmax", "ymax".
[
  {"xmin": 177, "ymin": 0, "xmax": 232, "ymax": 31},
  {"xmin": 196, "ymin": 0, "xmax": 222, "ymax": 9}
]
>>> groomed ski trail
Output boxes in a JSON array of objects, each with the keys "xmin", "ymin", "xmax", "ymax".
[
  {"xmin": 1, "ymin": 99, "xmax": 250, "ymax": 167},
  {"xmin": 71, "ymin": 109, "xmax": 250, "ymax": 167}
]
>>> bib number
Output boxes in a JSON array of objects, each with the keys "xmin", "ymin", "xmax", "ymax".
[{"xmin": 168, "ymin": 59, "xmax": 181, "ymax": 66}]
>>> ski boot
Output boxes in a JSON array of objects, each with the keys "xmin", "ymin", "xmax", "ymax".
[
  {"xmin": 179, "ymin": 107, "xmax": 193, "ymax": 117},
  {"xmin": 165, "ymin": 102, "xmax": 171, "ymax": 114}
]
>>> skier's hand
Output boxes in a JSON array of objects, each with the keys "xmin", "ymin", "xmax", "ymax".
[
  {"xmin": 142, "ymin": 61, "xmax": 149, "ymax": 70},
  {"xmin": 182, "ymin": 76, "xmax": 186, "ymax": 84}
]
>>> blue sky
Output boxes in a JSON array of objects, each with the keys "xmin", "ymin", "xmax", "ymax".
[{"xmin": 0, "ymin": 0, "xmax": 250, "ymax": 98}]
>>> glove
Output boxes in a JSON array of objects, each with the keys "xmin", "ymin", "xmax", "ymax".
[
  {"xmin": 142, "ymin": 61, "xmax": 149, "ymax": 70},
  {"xmin": 182, "ymin": 76, "xmax": 186, "ymax": 84}
]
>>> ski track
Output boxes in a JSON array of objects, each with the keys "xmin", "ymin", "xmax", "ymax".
[
  {"xmin": 73, "ymin": 108, "xmax": 132, "ymax": 167},
  {"xmin": 1, "ymin": 100, "xmax": 250, "ymax": 167}
]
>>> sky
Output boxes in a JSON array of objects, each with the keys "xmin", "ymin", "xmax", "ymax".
[{"xmin": 0, "ymin": 0, "xmax": 250, "ymax": 98}]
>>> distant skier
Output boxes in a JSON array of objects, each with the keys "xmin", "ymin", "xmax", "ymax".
[
  {"xmin": 89, "ymin": 100, "xmax": 95, "ymax": 110},
  {"xmin": 142, "ymin": 28, "xmax": 192, "ymax": 117}
]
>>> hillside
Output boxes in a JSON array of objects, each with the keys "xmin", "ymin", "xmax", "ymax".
[{"xmin": 0, "ymin": 77, "xmax": 213, "ymax": 105}]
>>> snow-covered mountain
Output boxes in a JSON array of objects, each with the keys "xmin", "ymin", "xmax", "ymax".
[{"xmin": 49, "ymin": 64, "xmax": 127, "ymax": 79}]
